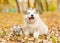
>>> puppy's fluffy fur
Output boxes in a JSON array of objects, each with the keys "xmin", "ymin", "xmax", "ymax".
[{"xmin": 24, "ymin": 8, "xmax": 48, "ymax": 38}]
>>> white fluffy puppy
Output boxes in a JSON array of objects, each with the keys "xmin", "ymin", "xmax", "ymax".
[{"xmin": 24, "ymin": 8, "xmax": 48, "ymax": 38}]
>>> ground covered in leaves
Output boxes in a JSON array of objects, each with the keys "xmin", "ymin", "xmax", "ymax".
[{"xmin": 0, "ymin": 12, "xmax": 60, "ymax": 43}]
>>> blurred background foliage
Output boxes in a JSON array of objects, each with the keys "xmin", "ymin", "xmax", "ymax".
[{"xmin": 0, "ymin": 0, "xmax": 60, "ymax": 13}]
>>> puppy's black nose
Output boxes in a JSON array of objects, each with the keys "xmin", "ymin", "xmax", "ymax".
[{"xmin": 31, "ymin": 15, "xmax": 33, "ymax": 17}]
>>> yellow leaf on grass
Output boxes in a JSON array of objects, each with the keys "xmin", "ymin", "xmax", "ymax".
[{"xmin": 52, "ymin": 36, "xmax": 57, "ymax": 43}]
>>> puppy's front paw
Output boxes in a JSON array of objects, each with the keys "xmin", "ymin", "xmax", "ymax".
[
  {"xmin": 24, "ymin": 31, "xmax": 29, "ymax": 37},
  {"xmin": 33, "ymin": 32, "xmax": 39, "ymax": 39}
]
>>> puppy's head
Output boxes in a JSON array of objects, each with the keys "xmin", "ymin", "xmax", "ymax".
[{"xmin": 24, "ymin": 8, "xmax": 39, "ymax": 24}]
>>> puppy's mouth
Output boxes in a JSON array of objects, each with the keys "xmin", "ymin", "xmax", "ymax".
[
  {"xmin": 28, "ymin": 17, "xmax": 35, "ymax": 24},
  {"xmin": 29, "ymin": 17, "xmax": 34, "ymax": 20}
]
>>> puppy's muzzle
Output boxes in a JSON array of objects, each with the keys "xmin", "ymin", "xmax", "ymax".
[
  {"xmin": 29, "ymin": 14, "xmax": 34, "ymax": 20},
  {"xmin": 31, "ymin": 14, "xmax": 33, "ymax": 17},
  {"xmin": 29, "ymin": 17, "xmax": 34, "ymax": 20}
]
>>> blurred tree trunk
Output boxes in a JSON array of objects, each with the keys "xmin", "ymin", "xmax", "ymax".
[
  {"xmin": 57, "ymin": 0, "xmax": 60, "ymax": 9},
  {"xmin": 16, "ymin": 0, "xmax": 20, "ymax": 13},
  {"xmin": 0, "ymin": 0, "xmax": 2, "ymax": 4},
  {"xmin": 45, "ymin": 0, "xmax": 48, "ymax": 11},
  {"xmin": 36, "ymin": 0, "xmax": 44, "ymax": 14},
  {"xmin": 4, "ymin": 0, "xmax": 9, "ymax": 5},
  {"xmin": 34, "ymin": 0, "xmax": 36, "ymax": 8},
  {"xmin": 57, "ymin": 0, "xmax": 60, "ymax": 5},
  {"xmin": 28, "ymin": 0, "xmax": 30, "ymax": 8}
]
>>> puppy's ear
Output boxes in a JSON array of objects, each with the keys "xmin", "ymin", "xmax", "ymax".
[
  {"xmin": 23, "ymin": 11, "xmax": 27, "ymax": 15},
  {"xmin": 36, "ymin": 9, "xmax": 38, "ymax": 13}
]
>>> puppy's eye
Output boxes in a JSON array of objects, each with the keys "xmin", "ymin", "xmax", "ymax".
[{"xmin": 34, "ymin": 12, "xmax": 37, "ymax": 14}]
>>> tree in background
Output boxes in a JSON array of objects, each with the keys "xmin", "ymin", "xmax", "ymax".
[
  {"xmin": 45, "ymin": 0, "xmax": 48, "ymax": 11},
  {"xmin": 4, "ymin": 0, "xmax": 9, "ymax": 5},
  {"xmin": 28, "ymin": 0, "xmax": 30, "ymax": 8},
  {"xmin": 34, "ymin": 0, "xmax": 36, "ymax": 8},
  {"xmin": 0, "ymin": 0, "xmax": 3, "ymax": 4},
  {"xmin": 36, "ymin": 0, "xmax": 44, "ymax": 14},
  {"xmin": 15, "ymin": 0, "xmax": 20, "ymax": 13},
  {"xmin": 57, "ymin": 0, "xmax": 60, "ymax": 10}
]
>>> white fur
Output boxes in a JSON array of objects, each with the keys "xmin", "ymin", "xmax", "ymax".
[{"xmin": 24, "ymin": 8, "xmax": 48, "ymax": 38}]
